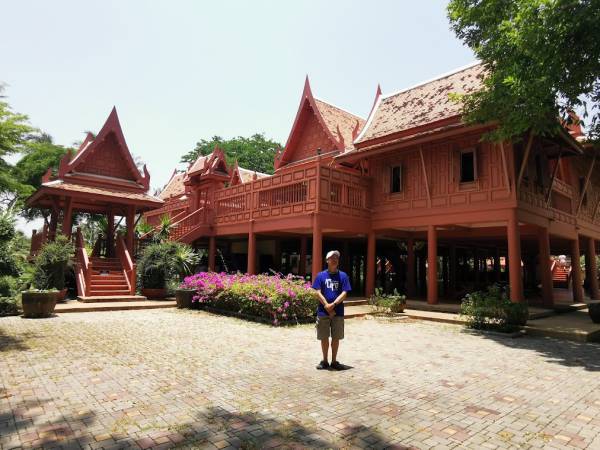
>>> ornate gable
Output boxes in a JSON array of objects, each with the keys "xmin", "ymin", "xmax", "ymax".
[{"xmin": 64, "ymin": 107, "xmax": 146, "ymax": 185}]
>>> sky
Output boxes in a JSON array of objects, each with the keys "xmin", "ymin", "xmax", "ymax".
[{"xmin": 1, "ymin": 0, "xmax": 474, "ymax": 232}]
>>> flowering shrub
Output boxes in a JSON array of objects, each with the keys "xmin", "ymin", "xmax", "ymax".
[{"xmin": 180, "ymin": 272, "xmax": 319, "ymax": 325}]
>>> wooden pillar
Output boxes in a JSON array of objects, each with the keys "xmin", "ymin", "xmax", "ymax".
[
  {"xmin": 208, "ymin": 236, "xmax": 217, "ymax": 272},
  {"xmin": 49, "ymin": 208, "xmax": 59, "ymax": 240},
  {"xmin": 427, "ymin": 225, "xmax": 438, "ymax": 304},
  {"xmin": 62, "ymin": 197, "xmax": 73, "ymax": 237},
  {"xmin": 366, "ymin": 230, "xmax": 376, "ymax": 297},
  {"xmin": 125, "ymin": 206, "xmax": 135, "ymax": 255},
  {"xmin": 247, "ymin": 221, "xmax": 256, "ymax": 275},
  {"xmin": 586, "ymin": 237, "xmax": 600, "ymax": 300},
  {"xmin": 571, "ymin": 237, "xmax": 584, "ymax": 303},
  {"xmin": 311, "ymin": 214, "xmax": 322, "ymax": 280},
  {"xmin": 105, "ymin": 207, "xmax": 115, "ymax": 257},
  {"xmin": 407, "ymin": 237, "xmax": 416, "ymax": 297},
  {"xmin": 449, "ymin": 244, "xmax": 457, "ymax": 295},
  {"xmin": 299, "ymin": 236, "xmax": 307, "ymax": 276},
  {"xmin": 507, "ymin": 210, "xmax": 524, "ymax": 302},
  {"xmin": 538, "ymin": 227, "xmax": 554, "ymax": 306}
]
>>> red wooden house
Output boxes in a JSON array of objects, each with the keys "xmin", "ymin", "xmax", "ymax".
[
  {"xmin": 152, "ymin": 63, "xmax": 599, "ymax": 307},
  {"xmin": 27, "ymin": 108, "xmax": 163, "ymax": 300}
]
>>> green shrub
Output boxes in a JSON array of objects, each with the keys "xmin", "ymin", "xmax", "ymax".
[
  {"xmin": 137, "ymin": 241, "xmax": 199, "ymax": 289},
  {"xmin": 0, "ymin": 296, "xmax": 19, "ymax": 316},
  {"xmin": 32, "ymin": 235, "xmax": 74, "ymax": 290},
  {"xmin": 370, "ymin": 288, "xmax": 406, "ymax": 313},
  {"xmin": 460, "ymin": 284, "xmax": 528, "ymax": 332}
]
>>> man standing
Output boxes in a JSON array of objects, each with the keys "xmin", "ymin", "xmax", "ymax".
[{"xmin": 312, "ymin": 250, "xmax": 351, "ymax": 370}]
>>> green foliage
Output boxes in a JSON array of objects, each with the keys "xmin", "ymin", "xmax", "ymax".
[
  {"xmin": 136, "ymin": 219, "xmax": 154, "ymax": 235},
  {"xmin": 180, "ymin": 134, "xmax": 281, "ymax": 174},
  {"xmin": 447, "ymin": 0, "xmax": 600, "ymax": 142},
  {"xmin": 370, "ymin": 288, "xmax": 406, "ymax": 313},
  {"xmin": 0, "ymin": 295, "xmax": 19, "ymax": 316},
  {"xmin": 154, "ymin": 214, "xmax": 173, "ymax": 243},
  {"xmin": 32, "ymin": 235, "xmax": 74, "ymax": 290},
  {"xmin": 460, "ymin": 284, "xmax": 529, "ymax": 332},
  {"xmin": 0, "ymin": 85, "xmax": 32, "ymax": 157},
  {"xmin": 137, "ymin": 241, "xmax": 199, "ymax": 289}
]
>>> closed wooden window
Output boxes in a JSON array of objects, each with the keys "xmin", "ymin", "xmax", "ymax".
[{"xmin": 390, "ymin": 165, "xmax": 402, "ymax": 193}]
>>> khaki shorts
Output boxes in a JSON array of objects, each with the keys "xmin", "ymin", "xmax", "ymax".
[{"xmin": 316, "ymin": 315, "xmax": 344, "ymax": 340}]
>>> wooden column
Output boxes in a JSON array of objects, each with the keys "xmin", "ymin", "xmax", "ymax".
[
  {"xmin": 62, "ymin": 197, "xmax": 73, "ymax": 237},
  {"xmin": 407, "ymin": 237, "xmax": 416, "ymax": 297},
  {"xmin": 247, "ymin": 222, "xmax": 256, "ymax": 275},
  {"xmin": 427, "ymin": 225, "xmax": 438, "ymax": 304},
  {"xmin": 106, "ymin": 207, "xmax": 115, "ymax": 257},
  {"xmin": 49, "ymin": 208, "xmax": 59, "ymax": 240},
  {"xmin": 507, "ymin": 210, "xmax": 524, "ymax": 302},
  {"xmin": 311, "ymin": 215, "xmax": 322, "ymax": 280},
  {"xmin": 208, "ymin": 236, "xmax": 217, "ymax": 272},
  {"xmin": 366, "ymin": 230, "xmax": 376, "ymax": 297},
  {"xmin": 299, "ymin": 236, "xmax": 307, "ymax": 276},
  {"xmin": 125, "ymin": 206, "xmax": 135, "ymax": 255},
  {"xmin": 538, "ymin": 227, "xmax": 554, "ymax": 307},
  {"xmin": 586, "ymin": 237, "xmax": 600, "ymax": 300},
  {"xmin": 571, "ymin": 237, "xmax": 584, "ymax": 303}
]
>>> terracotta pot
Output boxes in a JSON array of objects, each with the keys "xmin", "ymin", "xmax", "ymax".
[
  {"xmin": 175, "ymin": 289, "xmax": 195, "ymax": 308},
  {"xmin": 21, "ymin": 291, "xmax": 58, "ymax": 318},
  {"xmin": 142, "ymin": 288, "xmax": 167, "ymax": 300},
  {"xmin": 588, "ymin": 301, "xmax": 600, "ymax": 324},
  {"xmin": 57, "ymin": 288, "xmax": 68, "ymax": 302}
]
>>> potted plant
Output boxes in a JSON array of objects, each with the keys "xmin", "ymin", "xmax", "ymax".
[
  {"xmin": 32, "ymin": 235, "xmax": 74, "ymax": 301},
  {"xmin": 370, "ymin": 288, "xmax": 407, "ymax": 314},
  {"xmin": 588, "ymin": 301, "xmax": 600, "ymax": 323},
  {"xmin": 137, "ymin": 241, "xmax": 198, "ymax": 300},
  {"xmin": 21, "ymin": 288, "xmax": 59, "ymax": 318}
]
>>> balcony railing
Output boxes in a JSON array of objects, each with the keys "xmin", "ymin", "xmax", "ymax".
[{"xmin": 213, "ymin": 163, "xmax": 370, "ymax": 225}]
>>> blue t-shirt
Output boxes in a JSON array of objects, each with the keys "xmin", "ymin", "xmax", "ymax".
[{"xmin": 312, "ymin": 270, "xmax": 351, "ymax": 317}]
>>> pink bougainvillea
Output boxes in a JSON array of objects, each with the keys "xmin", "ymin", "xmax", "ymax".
[{"xmin": 180, "ymin": 272, "xmax": 318, "ymax": 325}]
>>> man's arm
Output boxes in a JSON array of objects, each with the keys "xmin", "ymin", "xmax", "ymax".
[
  {"xmin": 315, "ymin": 289, "xmax": 336, "ymax": 317},
  {"xmin": 332, "ymin": 291, "xmax": 347, "ymax": 307}
]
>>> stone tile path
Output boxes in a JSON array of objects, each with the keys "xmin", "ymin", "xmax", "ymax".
[{"xmin": 1, "ymin": 310, "xmax": 600, "ymax": 449}]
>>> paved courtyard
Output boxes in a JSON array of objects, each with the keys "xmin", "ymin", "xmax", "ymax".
[{"xmin": 1, "ymin": 310, "xmax": 600, "ymax": 449}]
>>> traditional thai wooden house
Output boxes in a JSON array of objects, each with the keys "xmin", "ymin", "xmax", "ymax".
[
  {"xmin": 153, "ymin": 63, "xmax": 599, "ymax": 307},
  {"xmin": 27, "ymin": 108, "xmax": 163, "ymax": 300}
]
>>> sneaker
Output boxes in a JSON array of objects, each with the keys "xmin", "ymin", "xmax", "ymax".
[
  {"xmin": 330, "ymin": 361, "xmax": 344, "ymax": 370},
  {"xmin": 316, "ymin": 360, "xmax": 329, "ymax": 370}
]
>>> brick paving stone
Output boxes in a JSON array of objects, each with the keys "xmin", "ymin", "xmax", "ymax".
[{"xmin": 2, "ymin": 310, "xmax": 600, "ymax": 449}]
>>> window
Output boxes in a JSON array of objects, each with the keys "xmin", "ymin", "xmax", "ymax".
[
  {"xmin": 460, "ymin": 150, "xmax": 476, "ymax": 183},
  {"xmin": 390, "ymin": 165, "xmax": 402, "ymax": 193}
]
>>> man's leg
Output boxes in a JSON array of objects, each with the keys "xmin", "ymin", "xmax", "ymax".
[
  {"xmin": 331, "ymin": 338, "xmax": 339, "ymax": 362},
  {"xmin": 321, "ymin": 339, "xmax": 329, "ymax": 362}
]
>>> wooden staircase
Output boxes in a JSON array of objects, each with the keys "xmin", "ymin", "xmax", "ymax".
[
  {"xmin": 552, "ymin": 265, "xmax": 571, "ymax": 288},
  {"xmin": 89, "ymin": 257, "xmax": 131, "ymax": 297}
]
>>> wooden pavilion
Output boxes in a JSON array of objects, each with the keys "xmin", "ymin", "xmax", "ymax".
[{"xmin": 27, "ymin": 108, "xmax": 163, "ymax": 299}]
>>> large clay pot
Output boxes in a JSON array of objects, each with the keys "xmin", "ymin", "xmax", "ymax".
[
  {"xmin": 175, "ymin": 289, "xmax": 195, "ymax": 308},
  {"xmin": 588, "ymin": 301, "xmax": 600, "ymax": 324},
  {"xmin": 21, "ymin": 291, "xmax": 58, "ymax": 318},
  {"xmin": 142, "ymin": 288, "xmax": 167, "ymax": 300}
]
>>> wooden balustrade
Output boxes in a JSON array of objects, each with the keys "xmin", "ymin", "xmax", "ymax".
[
  {"xmin": 212, "ymin": 163, "xmax": 370, "ymax": 225},
  {"xmin": 170, "ymin": 208, "xmax": 207, "ymax": 241},
  {"xmin": 116, "ymin": 234, "xmax": 136, "ymax": 295},
  {"xmin": 75, "ymin": 227, "xmax": 92, "ymax": 297}
]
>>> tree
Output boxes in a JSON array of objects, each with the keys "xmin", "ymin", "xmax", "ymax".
[
  {"xmin": 447, "ymin": 0, "xmax": 600, "ymax": 142},
  {"xmin": 180, "ymin": 133, "xmax": 281, "ymax": 174}
]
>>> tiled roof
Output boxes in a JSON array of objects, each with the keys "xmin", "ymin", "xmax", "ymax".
[
  {"xmin": 356, "ymin": 63, "xmax": 486, "ymax": 144},
  {"xmin": 314, "ymin": 99, "xmax": 365, "ymax": 151},
  {"xmin": 40, "ymin": 180, "xmax": 163, "ymax": 205},
  {"xmin": 187, "ymin": 154, "xmax": 211, "ymax": 175},
  {"xmin": 237, "ymin": 166, "xmax": 269, "ymax": 183},
  {"xmin": 158, "ymin": 172, "xmax": 185, "ymax": 200}
]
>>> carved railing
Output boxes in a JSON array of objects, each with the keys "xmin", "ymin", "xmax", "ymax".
[
  {"xmin": 116, "ymin": 234, "xmax": 136, "ymax": 295},
  {"xmin": 75, "ymin": 227, "xmax": 92, "ymax": 297},
  {"xmin": 213, "ymin": 163, "xmax": 370, "ymax": 225},
  {"xmin": 29, "ymin": 224, "xmax": 48, "ymax": 258},
  {"xmin": 139, "ymin": 210, "xmax": 189, "ymax": 240},
  {"xmin": 170, "ymin": 208, "xmax": 207, "ymax": 241}
]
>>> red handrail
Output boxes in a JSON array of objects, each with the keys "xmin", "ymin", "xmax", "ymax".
[
  {"xmin": 75, "ymin": 227, "xmax": 92, "ymax": 297},
  {"xmin": 116, "ymin": 234, "xmax": 136, "ymax": 295},
  {"xmin": 170, "ymin": 208, "xmax": 206, "ymax": 241}
]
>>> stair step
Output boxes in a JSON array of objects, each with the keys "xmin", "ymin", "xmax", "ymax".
[
  {"xmin": 90, "ymin": 290, "xmax": 131, "ymax": 296},
  {"xmin": 91, "ymin": 278, "xmax": 128, "ymax": 284}
]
